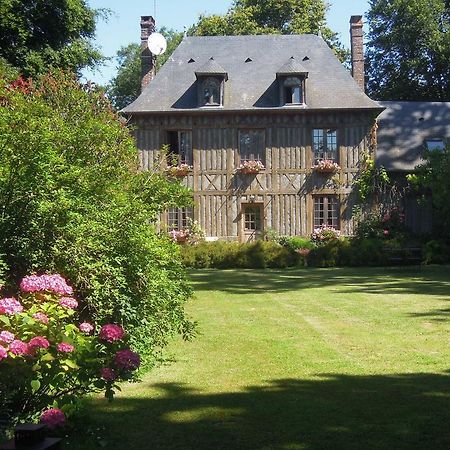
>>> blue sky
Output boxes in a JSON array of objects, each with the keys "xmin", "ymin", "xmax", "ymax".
[{"xmin": 84, "ymin": 0, "xmax": 370, "ymax": 85}]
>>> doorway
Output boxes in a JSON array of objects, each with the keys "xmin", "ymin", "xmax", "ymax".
[{"xmin": 241, "ymin": 203, "xmax": 264, "ymax": 242}]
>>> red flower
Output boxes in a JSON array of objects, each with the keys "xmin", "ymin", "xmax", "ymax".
[
  {"xmin": 40, "ymin": 408, "xmax": 66, "ymax": 429},
  {"xmin": 114, "ymin": 349, "xmax": 140, "ymax": 371},
  {"xmin": 99, "ymin": 324, "xmax": 124, "ymax": 343}
]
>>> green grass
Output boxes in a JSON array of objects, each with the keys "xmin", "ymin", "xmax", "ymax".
[{"xmin": 68, "ymin": 266, "xmax": 450, "ymax": 449}]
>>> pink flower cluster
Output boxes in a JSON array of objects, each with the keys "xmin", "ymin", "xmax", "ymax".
[
  {"xmin": 32, "ymin": 312, "xmax": 49, "ymax": 324},
  {"xmin": 0, "ymin": 331, "xmax": 15, "ymax": 343},
  {"xmin": 99, "ymin": 324, "xmax": 124, "ymax": 343},
  {"xmin": 238, "ymin": 160, "xmax": 265, "ymax": 174},
  {"xmin": 0, "ymin": 297, "xmax": 23, "ymax": 315},
  {"xmin": 20, "ymin": 274, "xmax": 73, "ymax": 295},
  {"xmin": 57, "ymin": 342, "xmax": 74, "ymax": 353},
  {"xmin": 79, "ymin": 322, "xmax": 94, "ymax": 334},
  {"xmin": 0, "ymin": 345, "xmax": 7, "ymax": 361},
  {"xmin": 101, "ymin": 367, "xmax": 117, "ymax": 381},
  {"xmin": 28, "ymin": 336, "xmax": 50, "ymax": 353},
  {"xmin": 114, "ymin": 349, "xmax": 140, "ymax": 371},
  {"xmin": 313, "ymin": 159, "xmax": 341, "ymax": 173},
  {"xmin": 169, "ymin": 229, "xmax": 190, "ymax": 243},
  {"xmin": 9, "ymin": 339, "xmax": 28, "ymax": 355},
  {"xmin": 40, "ymin": 408, "xmax": 66, "ymax": 429},
  {"xmin": 59, "ymin": 297, "xmax": 78, "ymax": 310}
]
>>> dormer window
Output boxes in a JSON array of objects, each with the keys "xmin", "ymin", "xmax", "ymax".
[
  {"xmin": 276, "ymin": 57, "xmax": 308, "ymax": 107},
  {"xmin": 195, "ymin": 57, "xmax": 228, "ymax": 108},
  {"xmin": 283, "ymin": 77, "xmax": 304, "ymax": 104},
  {"xmin": 202, "ymin": 77, "xmax": 221, "ymax": 106}
]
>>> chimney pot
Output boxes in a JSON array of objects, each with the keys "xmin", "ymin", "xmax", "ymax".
[{"xmin": 350, "ymin": 15, "xmax": 365, "ymax": 91}]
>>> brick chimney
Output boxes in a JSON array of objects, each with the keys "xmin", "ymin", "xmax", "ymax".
[
  {"xmin": 140, "ymin": 16, "xmax": 156, "ymax": 91},
  {"xmin": 350, "ymin": 15, "xmax": 364, "ymax": 91}
]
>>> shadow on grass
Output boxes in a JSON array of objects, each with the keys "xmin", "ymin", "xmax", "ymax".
[
  {"xmin": 188, "ymin": 266, "xmax": 450, "ymax": 298},
  {"xmin": 69, "ymin": 372, "xmax": 450, "ymax": 450}
]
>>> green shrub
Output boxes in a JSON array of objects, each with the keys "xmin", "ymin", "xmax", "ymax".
[
  {"xmin": 423, "ymin": 240, "xmax": 450, "ymax": 264},
  {"xmin": 0, "ymin": 72, "xmax": 194, "ymax": 368}
]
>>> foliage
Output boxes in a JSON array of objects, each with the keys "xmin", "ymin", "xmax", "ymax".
[
  {"xmin": 180, "ymin": 241, "xmax": 298, "ymax": 269},
  {"xmin": 0, "ymin": 274, "xmax": 139, "ymax": 427},
  {"xmin": 355, "ymin": 157, "xmax": 390, "ymax": 202},
  {"xmin": 311, "ymin": 225, "xmax": 340, "ymax": 243},
  {"xmin": 407, "ymin": 145, "xmax": 450, "ymax": 234},
  {"xmin": 190, "ymin": 0, "xmax": 349, "ymax": 62},
  {"xmin": 0, "ymin": 71, "xmax": 194, "ymax": 368},
  {"xmin": 354, "ymin": 208, "xmax": 406, "ymax": 240},
  {"xmin": 422, "ymin": 240, "xmax": 450, "ymax": 264},
  {"xmin": 0, "ymin": 0, "xmax": 106, "ymax": 77},
  {"xmin": 107, "ymin": 28, "xmax": 183, "ymax": 110},
  {"xmin": 278, "ymin": 236, "xmax": 316, "ymax": 251},
  {"xmin": 366, "ymin": 0, "xmax": 450, "ymax": 100}
]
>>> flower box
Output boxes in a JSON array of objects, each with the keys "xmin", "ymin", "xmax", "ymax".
[
  {"xmin": 237, "ymin": 160, "xmax": 265, "ymax": 174},
  {"xmin": 165, "ymin": 164, "xmax": 192, "ymax": 178},
  {"xmin": 313, "ymin": 160, "xmax": 341, "ymax": 173}
]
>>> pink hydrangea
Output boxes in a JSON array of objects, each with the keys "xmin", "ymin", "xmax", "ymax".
[
  {"xmin": 79, "ymin": 322, "xmax": 94, "ymax": 334},
  {"xmin": 9, "ymin": 339, "xmax": 29, "ymax": 355},
  {"xmin": 114, "ymin": 349, "xmax": 140, "ymax": 371},
  {"xmin": 0, "ymin": 345, "xmax": 7, "ymax": 361},
  {"xmin": 57, "ymin": 342, "xmax": 74, "ymax": 353},
  {"xmin": 59, "ymin": 297, "xmax": 78, "ymax": 310},
  {"xmin": 99, "ymin": 324, "xmax": 124, "ymax": 343},
  {"xmin": 101, "ymin": 367, "xmax": 117, "ymax": 381},
  {"xmin": 20, "ymin": 274, "xmax": 73, "ymax": 296},
  {"xmin": 0, "ymin": 331, "xmax": 15, "ymax": 343},
  {"xmin": 28, "ymin": 336, "xmax": 50, "ymax": 353},
  {"xmin": 40, "ymin": 408, "xmax": 66, "ymax": 429},
  {"xmin": 0, "ymin": 297, "xmax": 23, "ymax": 315},
  {"xmin": 32, "ymin": 312, "xmax": 49, "ymax": 324}
]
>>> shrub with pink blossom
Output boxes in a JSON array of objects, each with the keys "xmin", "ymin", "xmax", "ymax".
[{"xmin": 0, "ymin": 273, "xmax": 140, "ymax": 429}]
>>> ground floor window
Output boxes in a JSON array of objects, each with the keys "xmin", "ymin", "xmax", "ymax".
[
  {"xmin": 313, "ymin": 196, "xmax": 339, "ymax": 228},
  {"xmin": 167, "ymin": 207, "xmax": 193, "ymax": 231},
  {"xmin": 243, "ymin": 204, "xmax": 262, "ymax": 231}
]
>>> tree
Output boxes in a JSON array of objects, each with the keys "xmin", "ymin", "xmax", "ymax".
[
  {"xmin": 366, "ymin": 0, "xmax": 450, "ymax": 100},
  {"xmin": 0, "ymin": 0, "xmax": 105, "ymax": 77},
  {"xmin": 0, "ymin": 71, "xmax": 194, "ymax": 369},
  {"xmin": 190, "ymin": 0, "xmax": 348, "ymax": 62},
  {"xmin": 107, "ymin": 28, "xmax": 183, "ymax": 110}
]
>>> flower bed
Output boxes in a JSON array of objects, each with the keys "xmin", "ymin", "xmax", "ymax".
[
  {"xmin": 165, "ymin": 164, "xmax": 192, "ymax": 178},
  {"xmin": 237, "ymin": 160, "xmax": 265, "ymax": 174},
  {"xmin": 313, "ymin": 159, "xmax": 341, "ymax": 173}
]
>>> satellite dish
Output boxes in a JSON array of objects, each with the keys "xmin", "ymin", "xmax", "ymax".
[{"xmin": 147, "ymin": 32, "xmax": 167, "ymax": 55}]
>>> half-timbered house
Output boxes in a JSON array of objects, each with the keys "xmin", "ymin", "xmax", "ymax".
[{"xmin": 123, "ymin": 16, "xmax": 383, "ymax": 241}]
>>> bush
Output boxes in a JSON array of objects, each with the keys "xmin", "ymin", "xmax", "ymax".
[
  {"xmin": 0, "ymin": 274, "xmax": 139, "ymax": 426},
  {"xmin": 0, "ymin": 72, "xmax": 194, "ymax": 368},
  {"xmin": 180, "ymin": 241, "xmax": 297, "ymax": 269},
  {"xmin": 423, "ymin": 240, "xmax": 450, "ymax": 264}
]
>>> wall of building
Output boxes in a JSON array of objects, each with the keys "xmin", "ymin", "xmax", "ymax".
[{"xmin": 132, "ymin": 111, "xmax": 376, "ymax": 239}]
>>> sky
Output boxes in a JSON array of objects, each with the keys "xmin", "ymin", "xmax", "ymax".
[{"xmin": 84, "ymin": 0, "xmax": 370, "ymax": 85}]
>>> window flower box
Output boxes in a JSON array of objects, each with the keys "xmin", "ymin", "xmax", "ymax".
[
  {"xmin": 313, "ymin": 159, "xmax": 341, "ymax": 173},
  {"xmin": 165, "ymin": 164, "xmax": 192, "ymax": 178},
  {"xmin": 237, "ymin": 160, "xmax": 265, "ymax": 174}
]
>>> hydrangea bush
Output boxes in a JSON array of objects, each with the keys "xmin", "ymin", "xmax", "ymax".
[{"xmin": 0, "ymin": 274, "xmax": 140, "ymax": 427}]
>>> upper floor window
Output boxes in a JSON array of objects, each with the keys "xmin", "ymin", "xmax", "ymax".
[
  {"xmin": 239, "ymin": 130, "xmax": 265, "ymax": 164},
  {"xmin": 314, "ymin": 196, "xmax": 339, "ymax": 229},
  {"xmin": 276, "ymin": 57, "xmax": 308, "ymax": 106},
  {"xmin": 167, "ymin": 130, "xmax": 192, "ymax": 165},
  {"xmin": 425, "ymin": 139, "xmax": 445, "ymax": 151},
  {"xmin": 313, "ymin": 129, "xmax": 338, "ymax": 162}
]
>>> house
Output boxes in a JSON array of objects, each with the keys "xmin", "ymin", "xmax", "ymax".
[
  {"xmin": 124, "ymin": 16, "xmax": 383, "ymax": 241},
  {"xmin": 376, "ymin": 101, "xmax": 450, "ymax": 233}
]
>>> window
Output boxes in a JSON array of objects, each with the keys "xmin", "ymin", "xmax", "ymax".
[
  {"xmin": 202, "ymin": 77, "xmax": 221, "ymax": 106},
  {"xmin": 314, "ymin": 196, "xmax": 339, "ymax": 229},
  {"xmin": 167, "ymin": 207, "xmax": 193, "ymax": 231},
  {"xmin": 239, "ymin": 130, "xmax": 265, "ymax": 164},
  {"xmin": 313, "ymin": 129, "xmax": 338, "ymax": 162},
  {"xmin": 283, "ymin": 77, "xmax": 304, "ymax": 104},
  {"xmin": 243, "ymin": 205, "xmax": 262, "ymax": 231},
  {"xmin": 425, "ymin": 139, "xmax": 445, "ymax": 151},
  {"xmin": 167, "ymin": 131, "xmax": 192, "ymax": 165}
]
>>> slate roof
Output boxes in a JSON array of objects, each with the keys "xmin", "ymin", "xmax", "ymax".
[
  {"xmin": 377, "ymin": 101, "xmax": 450, "ymax": 171},
  {"xmin": 123, "ymin": 34, "xmax": 381, "ymax": 113},
  {"xmin": 276, "ymin": 56, "xmax": 308, "ymax": 75},
  {"xmin": 195, "ymin": 57, "xmax": 228, "ymax": 78}
]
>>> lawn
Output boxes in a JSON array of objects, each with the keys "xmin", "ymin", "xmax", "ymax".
[{"xmin": 68, "ymin": 266, "xmax": 450, "ymax": 449}]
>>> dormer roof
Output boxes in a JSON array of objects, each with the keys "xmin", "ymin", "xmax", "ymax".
[
  {"xmin": 276, "ymin": 57, "xmax": 308, "ymax": 77},
  {"xmin": 195, "ymin": 57, "xmax": 228, "ymax": 80}
]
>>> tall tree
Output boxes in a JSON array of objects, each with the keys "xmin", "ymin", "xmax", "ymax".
[
  {"xmin": 191, "ymin": 0, "xmax": 348, "ymax": 62},
  {"xmin": 0, "ymin": 0, "xmax": 105, "ymax": 77},
  {"xmin": 107, "ymin": 28, "xmax": 183, "ymax": 110},
  {"xmin": 366, "ymin": 0, "xmax": 450, "ymax": 100}
]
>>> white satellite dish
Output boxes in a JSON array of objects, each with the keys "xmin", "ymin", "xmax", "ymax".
[{"xmin": 147, "ymin": 32, "xmax": 167, "ymax": 56}]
